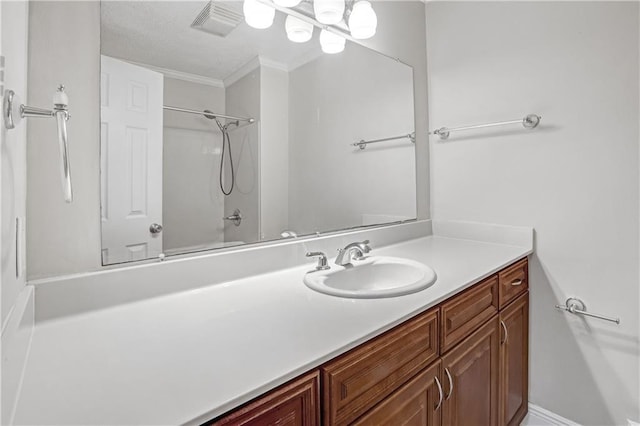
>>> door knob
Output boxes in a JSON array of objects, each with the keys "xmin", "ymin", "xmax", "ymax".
[{"xmin": 149, "ymin": 223, "xmax": 163, "ymax": 234}]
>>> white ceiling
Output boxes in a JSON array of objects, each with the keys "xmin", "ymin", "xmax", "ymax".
[{"xmin": 100, "ymin": 1, "xmax": 323, "ymax": 81}]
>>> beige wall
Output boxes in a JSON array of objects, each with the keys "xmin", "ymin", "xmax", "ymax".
[{"xmin": 426, "ymin": 2, "xmax": 639, "ymax": 423}]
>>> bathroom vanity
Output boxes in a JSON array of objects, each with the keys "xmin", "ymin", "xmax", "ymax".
[
  {"xmin": 209, "ymin": 258, "xmax": 529, "ymax": 426},
  {"xmin": 10, "ymin": 220, "xmax": 533, "ymax": 426}
]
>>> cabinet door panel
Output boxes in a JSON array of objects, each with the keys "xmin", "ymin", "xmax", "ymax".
[
  {"xmin": 440, "ymin": 275, "xmax": 499, "ymax": 353},
  {"xmin": 322, "ymin": 308, "xmax": 439, "ymax": 425},
  {"xmin": 500, "ymin": 293, "xmax": 529, "ymax": 426},
  {"xmin": 353, "ymin": 361, "xmax": 442, "ymax": 426},
  {"xmin": 442, "ymin": 316, "xmax": 500, "ymax": 426},
  {"xmin": 211, "ymin": 371, "xmax": 320, "ymax": 426}
]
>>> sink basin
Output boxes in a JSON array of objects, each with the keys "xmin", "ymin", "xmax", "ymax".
[{"xmin": 303, "ymin": 256, "xmax": 437, "ymax": 298}]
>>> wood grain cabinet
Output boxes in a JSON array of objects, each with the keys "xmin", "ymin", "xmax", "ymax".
[
  {"xmin": 209, "ymin": 258, "xmax": 529, "ymax": 426},
  {"xmin": 208, "ymin": 371, "xmax": 320, "ymax": 426},
  {"xmin": 499, "ymin": 293, "xmax": 529, "ymax": 426},
  {"xmin": 352, "ymin": 360, "xmax": 443, "ymax": 426},
  {"xmin": 321, "ymin": 308, "xmax": 439, "ymax": 425},
  {"xmin": 441, "ymin": 317, "xmax": 501, "ymax": 426}
]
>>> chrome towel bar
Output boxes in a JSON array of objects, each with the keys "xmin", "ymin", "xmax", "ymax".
[
  {"xmin": 555, "ymin": 297, "xmax": 620, "ymax": 324},
  {"xmin": 352, "ymin": 132, "xmax": 415, "ymax": 150},
  {"xmin": 431, "ymin": 114, "xmax": 541, "ymax": 140},
  {"xmin": 3, "ymin": 85, "xmax": 73, "ymax": 203}
]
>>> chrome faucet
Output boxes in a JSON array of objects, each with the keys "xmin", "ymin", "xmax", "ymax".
[{"xmin": 335, "ymin": 240, "xmax": 371, "ymax": 266}]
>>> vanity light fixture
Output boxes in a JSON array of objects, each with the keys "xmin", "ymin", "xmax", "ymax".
[
  {"xmin": 319, "ymin": 29, "xmax": 345, "ymax": 54},
  {"xmin": 242, "ymin": 0, "xmax": 377, "ymax": 52},
  {"xmin": 243, "ymin": 0, "xmax": 276, "ymax": 29},
  {"xmin": 273, "ymin": 0, "xmax": 302, "ymax": 7},
  {"xmin": 285, "ymin": 15, "xmax": 314, "ymax": 42},
  {"xmin": 348, "ymin": 0, "xmax": 377, "ymax": 39},
  {"xmin": 313, "ymin": 0, "xmax": 345, "ymax": 25}
]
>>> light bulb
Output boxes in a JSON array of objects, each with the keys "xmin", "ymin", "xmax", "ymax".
[
  {"xmin": 243, "ymin": 0, "xmax": 275, "ymax": 29},
  {"xmin": 285, "ymin": 15, "xmax": 313, "ymax": 43},
  {"xmin": 273, "ymin": 0, "xmax": 302, "ymax": 6},
  {"xmin": 319, "ymin": 29, "xmax": 345, "ymax": 54},
  {"xmin": 313, "ymin": 0, "xmax": 345, "ymax": 25},
  {"xmin": 348, "ymin": 0, "xmax": 377, "ymax": 39}
]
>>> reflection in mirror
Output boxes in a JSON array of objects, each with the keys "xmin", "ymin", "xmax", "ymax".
[{"xmin": 99, "ymin": 1, "xmax": 416, "ymax": 265}]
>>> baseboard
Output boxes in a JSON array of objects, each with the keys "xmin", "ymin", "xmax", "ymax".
[{"xmin": 526, "ymin": 403, "xmax": 581, "ymax": 426}]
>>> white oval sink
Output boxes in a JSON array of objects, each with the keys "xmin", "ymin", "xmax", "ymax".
[{"xmin": 303, "ymin": 256, "xmax": 437, "ymax": 299}]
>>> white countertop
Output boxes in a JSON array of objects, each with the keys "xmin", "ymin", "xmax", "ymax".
[{"xmin": 13, "ymin": 234, "xmax": 531, "ymax": 425}]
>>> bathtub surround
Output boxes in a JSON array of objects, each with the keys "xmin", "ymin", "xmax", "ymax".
[
  {"xmin": 162, "ymin": 77, "xmax": 227, "ymax": 251},
  {"xmin": 223, "ymin": 67, "xmax": 261, "ymax": 245},
  {"xmin": 426, "ymin": 1, "xmax": 640, "ymax": 423}
]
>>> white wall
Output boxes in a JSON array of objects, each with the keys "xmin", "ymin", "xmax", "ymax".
[
  {"xmin": 288, "ymin": 44, "xmax": 416, "ymax": 235},
  {"xmin": 426, "ymin": 2, "xmax": 639, "ymax": 424},
  {"xmin": 259, "ymin": 65, "xmax": 289, "ymax": 241},
  {"xmin": 1, "ymin": 0, "xmax": 27, "ymax": 325},
  {"xmin": 1, "ymin": 2, "xmax": 33, "ymax": 424},
  {"xmin": 162, "ymin": 77, "xmax": 226, "ymax": 251},
  {"xmin": 224, "ymin": 68, "xmax": 260, "ymax": 244},
  {"xmin": 26, "ymin": 1, "xmax": 101, "ymax": 279},
  {"xmin": 360, "ymin": 1, "xmax": 429, "ymax": 221}
]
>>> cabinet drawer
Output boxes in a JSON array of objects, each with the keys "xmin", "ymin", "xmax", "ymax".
[
  {"xmin": 498, "ymin": 258, "xmax": 528, "ymax": 308},
  {"xmin": 210, "ymin": 370, "xmax": 320, "ymax": 425},
  {"xmin": 322, "ymin": 308, "xmax": 439, "ymax": 426},
  {"xmin": 440, "ymin": 275, "xmax": 499, "ymax": 353}
]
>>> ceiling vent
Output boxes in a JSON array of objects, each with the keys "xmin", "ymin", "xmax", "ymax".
[{"xmin": 191, "ymin": 1, "xmax": 244, "ymax": 37}]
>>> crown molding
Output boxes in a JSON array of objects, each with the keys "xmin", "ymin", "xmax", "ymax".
[
  {"xmin": 223, "ymin": 56, "xmax": 289, "ymax": 87},
  {"xmin": 125, "ymin": 60, "xmax": 225, "ymax": 88}
]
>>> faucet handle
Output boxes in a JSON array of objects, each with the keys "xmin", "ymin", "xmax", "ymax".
[{"xmin": 306, "ymin": 252, "xmax": 330, "ymax": 271}]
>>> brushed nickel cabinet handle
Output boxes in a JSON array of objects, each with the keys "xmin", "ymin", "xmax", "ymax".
[
  {"xmin": 510, "ymin": 279, "xmax": 523, "ymax": 286},
  {"xmin": 434, "ymin": 376, "xmax": 443, "ymax": 410},
  {"xmin": 500, "ymin": 320, "xmax": 509, "ymax": 345},
  {"xmin": 444, "ymin": 368, "xmax": 454, "ymax": 400}
]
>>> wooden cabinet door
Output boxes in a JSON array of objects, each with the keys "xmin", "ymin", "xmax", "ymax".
[
  {"xmin": 442, "ymin": 316, "xmax": 500, "ymax": 426},
  {"xmin": 210, "ymin": 371, "xmax": 320, "ymax": 426},
  {"xmin": 499, "ymin": 293, "xmax": 529, "ymax": 426},
  {"xmin": 322, "ymin": 308, "xmax": 439, "ymax": 425},
  {"xmin": 352, "ymin": 361, "xmax": 443, "ymax": 426}
]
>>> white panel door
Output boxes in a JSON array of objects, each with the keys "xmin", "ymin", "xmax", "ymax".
[{"xmin": 100, "ymin": 55, "xmax": 163, "ymax": 264}]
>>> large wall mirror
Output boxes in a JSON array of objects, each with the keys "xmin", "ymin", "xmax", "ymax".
[{"xmin": 99, "ymin": 1, "xmax": 417, "ymax": 265}]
